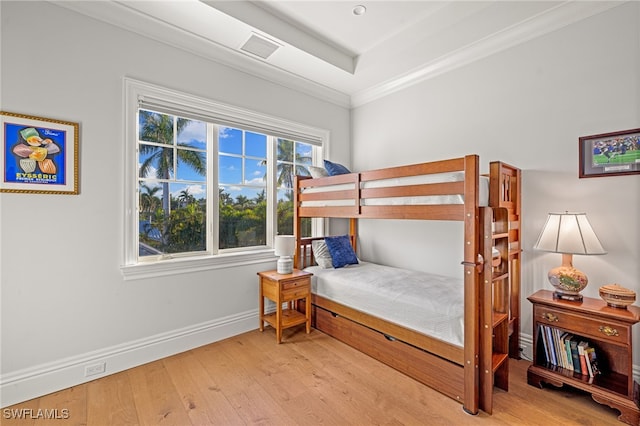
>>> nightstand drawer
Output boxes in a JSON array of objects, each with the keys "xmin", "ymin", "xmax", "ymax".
[
  {"xmin": 282, "ymin": 283, "xmax": 310, "ymax": 301},
  {"xmin": 534, "ymin": 305, "xmax": 629, "ymax": 344},
  {"xmin": 282, "ymin": 278, "xmax": 309, "ymax": 290}
]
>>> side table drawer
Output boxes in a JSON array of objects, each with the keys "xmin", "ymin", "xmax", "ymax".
[
  {"xmin": 282, "ymin": 278, "xmax": 309, "ymax": 290},
  {"xmin": 282, "ymin": 283, "xmax": 310, "ymax": 302},
  {"xmin": 534, "ymin": 305, "xmax": 629, "ymax": 344}
]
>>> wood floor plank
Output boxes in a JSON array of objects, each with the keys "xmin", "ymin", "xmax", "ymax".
[
  {"xmin": 86, "ymin": 371, "xmax": 139, "ymax": 425},
  {"xmin": 127, "ymin": 359, "xmax": 192, "ymax": 426},
  {"xmin": 34, "ymin": 384, "xmax": 86, "ymax": 426},
  {"xmin": 217, "ymin": 330, "xmax": 350, "ymax": 424},
  {"xmin": 292, "ymin": 329, "xmax": 462, "ymax": 424},
  {"xmin": 1, "ymin": 398, "xmax": 38, "ymax": 426},
  {"xmin": 161, "ymin": 350, "xmax": 243, "ymax": 425},
  {"xmin": 279, "ymin": 330, "xmax": 416, "ymax": 424},
  {"xmin": 194, "ymin": 338, "xmax": 298, "ymax": 425},
  {"xmin": 2, "ymin": 328, "xmax": 623, "ymax": 425}
]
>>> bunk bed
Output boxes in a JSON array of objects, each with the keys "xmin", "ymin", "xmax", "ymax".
[{"xmin": 292, "ymin": 155, "xmax": 521, "ymax": 415}]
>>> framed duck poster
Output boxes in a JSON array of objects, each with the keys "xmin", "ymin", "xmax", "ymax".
[{"xmin": 1, "ymin": 112, "xmax": 79, "ymax": 194}]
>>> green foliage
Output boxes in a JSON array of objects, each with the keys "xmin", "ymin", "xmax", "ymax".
[
  {"xmin": 139, "ymin": 186, "xmax": 313, "ymax": 255},
  {"xmin": 137, "ymin": 118, "xmax": 315, "ymax": 255}
]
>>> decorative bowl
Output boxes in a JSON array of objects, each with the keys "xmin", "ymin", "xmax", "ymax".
[{"xmin": 599, "ymin": 284, "xmax": 636, "ymax": 309}]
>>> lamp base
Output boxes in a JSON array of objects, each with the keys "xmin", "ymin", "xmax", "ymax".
[
  {"xmin": 553, "ymin": 292, "xmax": 583, "ymax": 302},
  {"xmin": 277, "ymin": 257, "xmax": 293, "ymax": 275},
  {"xmin": 548, "ymin": 254, "xmax": 588, "ymax": 301}
]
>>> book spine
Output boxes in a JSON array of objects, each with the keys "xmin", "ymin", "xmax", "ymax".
[
  {"xmin": 570, "ymin": 338, "xmax": 581, "ymax": 374},
  {"xmin": 552, "ymin": 328, "xmax": 563, "ymax": 367},
  {"xmin": 578, "ymin": 342, "xmax": 588, "ymax": 376},
  {"xmin": 584, "ymin": 346, "xmax": 594, "ymax": 377},
  {"xmin": 546, "ymin": 326, "xmax": 557, "ymax": 366},
  {"xmin": 564, "ymin": 334, "xmax": 574, "ymax": 371},
  {"xmin": 539, "ymin": 325, "xmax": 550, "ymax": 364}
]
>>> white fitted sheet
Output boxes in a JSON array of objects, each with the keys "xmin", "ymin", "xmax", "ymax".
[
  {"xmin": 301, "ymin": 172, "xmax": 489, "ymax": 207},
  {"xmin": 305, "ymin": 261, "xmax": 464, "ymax": 347}
]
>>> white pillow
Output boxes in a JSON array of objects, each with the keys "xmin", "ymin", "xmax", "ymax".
[
  {"xmin": 308, "ymin": 165, "xmax": 329, "ymax": 178},
  {"xmin": 311, "ymin": 240, "xmax": 333, "ymax": 268}
]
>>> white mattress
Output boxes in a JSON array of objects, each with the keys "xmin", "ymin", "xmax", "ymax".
[
  {"xmin": 305, "ymin": 262, "xmax": 464, "ymax": 347},
  {"xmin": 301, "ymin": 172, "xmax": 489, "ymax": 207}
]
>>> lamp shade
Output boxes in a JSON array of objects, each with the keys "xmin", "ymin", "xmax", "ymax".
[
  {"xmin": 274, "ymin": 235, "xmax": 295, "ymax": 257},
  {"xmin": 533, "ymin": 212, "xmax": 606, "ymax": 255},
  {"xmin": 534, "ymin": 212, "xmax": 606, "ymax": 301}
]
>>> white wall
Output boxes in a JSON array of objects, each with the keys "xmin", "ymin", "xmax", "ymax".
[
  {"xmin": 0, "ymin": 1, "xmax": 350, "ymax": 406},
  {"xmin": 352, "ymin": 3, "xmax": 639, "ymax": 362}
]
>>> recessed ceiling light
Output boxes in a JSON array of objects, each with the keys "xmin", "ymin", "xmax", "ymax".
[{"xmin": 352, "ymin": 5, "xmax": 366, "ymax": 16}]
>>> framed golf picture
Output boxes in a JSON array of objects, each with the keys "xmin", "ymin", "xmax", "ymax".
[{"xmin": 579, "ymin": 128, "xmax": 640, "ymax": 178}]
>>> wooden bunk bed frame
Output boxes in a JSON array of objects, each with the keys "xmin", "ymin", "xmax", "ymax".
[{"xmin": 292, "ymin": 154, "xmax": 521, "ymax": 415}]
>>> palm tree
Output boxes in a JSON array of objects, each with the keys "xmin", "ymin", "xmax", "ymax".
[
  {"xmin": 261, "ymin": 139, "xmax": 312, "ymax": 189},
  {"xmin": 140, "ymin": 184, "xmax": 161, "ymax": 220},
  {"xmin": 254, "ymin": 189, "xmax": 266, "ymax": 204},
  {"xmin": 219, "ymin": 188, "xmax": 233, "ymax": 206},
  {"xmin": 178, "ymin": 188, "xmax": 195, "ymax": 207},
  {"xmin": 234, "ymin": 195, "xmax": 251, "ymax": 209},
  {"xmin": 138, "ymin": 112, "xmax": 206, "ymax": 216}
]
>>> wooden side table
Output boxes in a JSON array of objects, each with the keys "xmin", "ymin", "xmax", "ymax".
[
  {"xmin": 258, "ymin": 269, "xmax": 312, "ymax": 343},
  {"xmin": 528, "ymin": 289, "xmax": 640, "ymax": 425}
]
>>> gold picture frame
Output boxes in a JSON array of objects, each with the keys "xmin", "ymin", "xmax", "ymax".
[{"xmin": 1, "ymin": 112, "xmax": 79, "ymax": 194}]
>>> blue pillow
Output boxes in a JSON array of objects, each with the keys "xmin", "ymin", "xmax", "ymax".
[
  {"xmin": 324, "ymin": 235, "xmax": 358, "ymax": 268},
  {"xmin": 324, "ymin": 159, "xmax": 351, "ymax": 176}
]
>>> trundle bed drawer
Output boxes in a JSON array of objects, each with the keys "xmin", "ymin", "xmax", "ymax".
[{"xmin": 313, "ymin": 304, "xmax": 464, "ymax": 403}]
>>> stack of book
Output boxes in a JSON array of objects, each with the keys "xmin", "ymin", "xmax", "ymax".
[{"xmin": 538, "ymin": 325, "xmax": 601, "ymax": 378}]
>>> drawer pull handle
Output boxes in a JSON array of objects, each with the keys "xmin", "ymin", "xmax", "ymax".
[
  {"xmin": 599, "ymin": 325, "xmax": 619, "ymax": 337},
  {"xmin": 542, "ymin": 312, "xmax": 559, "ymax": 322}
]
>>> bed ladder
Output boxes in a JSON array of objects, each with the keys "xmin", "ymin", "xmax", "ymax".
[{"xmin": 479, "ymin": 206, "xmax": 510, "ymax": 414}]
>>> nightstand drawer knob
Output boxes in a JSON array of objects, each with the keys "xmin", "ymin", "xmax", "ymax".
[
  {"xmin": 542, "ymin": 312, "xmax": 559, "ymax": 322},
  {"xmin": 599, "ymin": 325, "xmax": 619, "ymax": 337}
]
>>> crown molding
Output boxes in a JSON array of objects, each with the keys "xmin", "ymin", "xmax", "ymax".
[
  {"xmin": 50, "ymin": 1, "xmax": 624, "ymax": 110},
  {"xmin": 350, "ymin": 1, "xmax": 625, "ymax": 107},
  {"xmin": 50, "ymin": 1, "xmax": 351, "ymax": 108}
]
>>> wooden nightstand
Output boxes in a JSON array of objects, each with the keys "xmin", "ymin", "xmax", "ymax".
[
  {"xmin": 528, "ymin": 290, "xmax": 640, "ymax": 425},
  {"xmin": 258, "ymin": 269, "xmax": 312, "ymax": 343}
]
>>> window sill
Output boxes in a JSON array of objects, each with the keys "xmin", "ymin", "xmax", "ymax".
[{"xmin": 121, "ymin": 249, "xmax": 276, "ymax": 281}]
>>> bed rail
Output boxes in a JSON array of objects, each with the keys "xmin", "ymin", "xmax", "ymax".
[{"xmin": 296, "ymin": 155, "xmax": 477, "ymax": 221}]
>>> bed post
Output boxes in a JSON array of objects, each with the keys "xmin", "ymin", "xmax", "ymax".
[
  {"xmin": 293, "ymin": 175, "xmax": 303, "ymax": 269},
  {"xmin": 462, "ymin": 154, "xmax": 480, "ymax": 415},
  {"xmin": 489, "ymin": 162, "xmax": 522, "ymax": 359},
  {"xmin": 349, "ymin": 218, "xmax": 357, "ymax": 254}
]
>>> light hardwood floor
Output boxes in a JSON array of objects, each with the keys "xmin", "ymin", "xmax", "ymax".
[{"xmin": 2, "ymin": 327, "xmax": 623, "ymax": 425}]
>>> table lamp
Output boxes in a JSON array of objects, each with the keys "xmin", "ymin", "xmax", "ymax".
[
  {"xmin": 533, "ymin": 212, "xmax": 606, "ymax": 301},
  {"xmin": 274, "ymin": 235, "xmax": 296, "ymax": 274}
]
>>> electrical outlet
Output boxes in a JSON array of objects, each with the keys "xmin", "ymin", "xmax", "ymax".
[{"xmin": 84, "ymin": 362, "xmax": 106, "ymax": 377}]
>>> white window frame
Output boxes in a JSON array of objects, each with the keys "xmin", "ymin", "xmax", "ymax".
[{"xmin": 121, "ymin": 78, "xmax": 329, "ymax": 280}]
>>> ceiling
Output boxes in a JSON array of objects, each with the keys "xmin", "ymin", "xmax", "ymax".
[{"xmin": 54, "ymin": 0, "xmax": 623, "ymax": 107}]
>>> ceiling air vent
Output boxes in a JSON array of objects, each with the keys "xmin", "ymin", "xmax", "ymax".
[{"xmin": 240, "ymin": 33, "xmax": 281, "ymax": 60}]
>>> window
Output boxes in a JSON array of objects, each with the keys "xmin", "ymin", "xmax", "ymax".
[{"xmin": 123, "ymin": 79, "xmax": 328, "ymax": 279}]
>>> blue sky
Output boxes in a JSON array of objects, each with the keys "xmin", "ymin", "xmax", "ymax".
[{"xmin": 138, "ymin": 115, "xmax": 311, "ymax": 203}]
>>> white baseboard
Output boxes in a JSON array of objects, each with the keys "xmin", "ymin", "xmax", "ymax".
[
  {"xmin": 519, "ymin": 332, "xmax": 534, "ymax": 361},
  {"xmin": 0, "ymin": 309, "xmax": 257, "ymax": 408}
]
